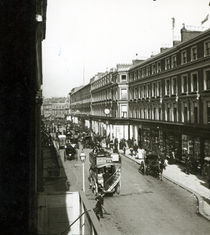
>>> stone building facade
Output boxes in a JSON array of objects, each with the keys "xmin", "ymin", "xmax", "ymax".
[
  {"xmin": 69, "ymin": 26, "xmax": 210, "ymax": 166},
  {"xmin": 128, "ymin": 26, "xmax": 210, "ymax": 165}
]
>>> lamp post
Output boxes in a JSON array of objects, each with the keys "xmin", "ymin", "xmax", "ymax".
[
  {"xmin": 80, "ymin": 151, "xmax": 86, "ymax": 235},
  {"xmin": 80, "ymin": 151, "xmax": 86, "ymax": 192},
  {"xmin": 104, "ymin": 108, "xmax": 110, "ymax": 137}
]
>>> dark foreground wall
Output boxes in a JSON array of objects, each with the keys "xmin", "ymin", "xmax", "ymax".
[{"xmin": 0, "ymin": 2, "xmax": 37, "ymax": 234}]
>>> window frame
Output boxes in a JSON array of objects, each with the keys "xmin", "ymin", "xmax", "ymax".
[
  {"xmin": 191, "ymin": 46, "xmax": 198, "ymax": 61},
  {"xmin": 190, "ymin": 72, "xmax": 198, "ymax": 93},
  {"xmin": 204, "ymin": 40, "xmax": 210, "ymax": 57},
  {"xmin": 181, "ymin": 74, "xmax": 188, "ymax": 94},
  {"xmin": 181, "ymin": 50, "xmax": 187, "ymax": 64}
]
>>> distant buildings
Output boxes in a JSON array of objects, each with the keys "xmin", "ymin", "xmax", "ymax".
[
  {"xmin": 42, "ymin": 97, "xmax": 70, "ymax": 119},
  {"xmin": 69, "ymin": 25, "xmax": 210, "ymax": 166}
]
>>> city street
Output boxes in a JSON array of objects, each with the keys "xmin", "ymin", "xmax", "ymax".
[{"xmin": 59, "ymin": 146, "xmax": 210, "ymax": 235}]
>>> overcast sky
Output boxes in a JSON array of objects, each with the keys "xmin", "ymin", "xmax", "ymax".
[{"xmin": 42, "ymin": 0, "xmax": 210, "ymax": 98}]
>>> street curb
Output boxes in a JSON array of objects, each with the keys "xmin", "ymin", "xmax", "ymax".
[{"xmin": 119, "ymin": 152, "xmax": 210, "ymax": 221}]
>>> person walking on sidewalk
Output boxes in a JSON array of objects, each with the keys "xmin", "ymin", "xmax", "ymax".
[
  {"xmin": 185, "ymin": 154, "xmax": 191, "ymax": 175},
  {"xmin": 93, "ymin": 193, "xmax": 104, "ymax": 220}
]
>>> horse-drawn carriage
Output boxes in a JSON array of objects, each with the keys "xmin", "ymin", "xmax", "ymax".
[{"xmin": 138, "ymin": 153, "xmax": 165, "ymax": 178}]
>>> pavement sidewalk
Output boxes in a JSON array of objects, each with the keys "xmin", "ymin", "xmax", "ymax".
[{"xmin": 118, "ymin": 148, "xmax": 210, "ymax": 221}]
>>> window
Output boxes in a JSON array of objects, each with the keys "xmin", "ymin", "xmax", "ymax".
[
  {"xmin": 121, "ymin": 105, "xmax": 127, "ymax": 118},
  {"xmin": 121, "ymin": 75, "xmax": 127, "ymax": 81},
  {"xmin": 121, "ymin": 88, "xmax": 127, "ymax": 100},
  {"xmin": 146, "ymin": 66, "xmax": 150, "ymax": 76},
  {"xmin": 181, "ymin": 50, "xmax": 187, "ymax": 64},
  {"xmin": 134, "ymin": 87, "xmax": 138, "ymax": 99},
  {"xmin": 171, "ymin": 77, "xmax": 177, "ymax": 95},
  {"xmin": 174, "ymin": 108, "xmax": 177, "ymax": 122},
  {"xmin": 143, "ymin": 85, "xmax": 146, "ymax": 98},
  {"xmin": 181, "ymin": 75, "xmax": 188, "ymax": 93},
  {"xmin": 167, "ymin": 107, "xmax": 170, "ymax": 121},
  {"xmin": 191, "ymin": 46, "xmax": 197, "ymax": 61},
  {"xmin": 191, "ymin": 73, "xmax": 198, "ymax": 92},
  {"xmin": 184, "ymin": 106, "xmax": 188, "ymax": 123},
  {"xmin": 142, "ymin": 68, "xmax": 146, "ymax": 78},
  {"xmin": 165, "ymin": 79, "xmax": 170, "ymax": 96},
  {"xmin": 157, "ymin": 62, "xmax": 161, "ymax": 73},
  {"xmin": 157, "ymin": 81, "xmax": 161, "ymax": 97},
  {"xmin": 130, "ymin": 72, "xmax": 134, "ymax": 81},
  {"xmin": 171, "ymin": 55, "xmax": 177, "ymax": 68},
  {"xmin": 147, "ymin": 84, "xmax": 150, "ymax": 98},
  {"xmin": 153, "ymin": 108, "xmax": 156, "ymax": 120},
  {"xmin": 207, "ymin": 102, "xmax": 210, "ymax": 124},
  {"xmin": 152, "ymin": 64, "xmax": 156, "ymax": 74},
  {"xmin": 204, "ymin": 69, "xmax": 210, "ymax": 90},
  {"xmin": 139, "ymin": 69, "xmax": 142, "ymax": 79},
  {"xmin": 134, "ymin": 71, "xmax": 137, "ymax": 80},
  {"xmin": 165, "ymin": 57, "xmax": 171, "ymax": 70},
  {"xmin": 159, "ymin": 108, "xmax": 161, "ymax": 120},
  {"xmin": 204, "ymin": 40, "xmax": 210, "ymax": 56},
  {"xmin": 152, "ymin": 83, "xmax": 156, "ymax": 97},
  {"xmin": 194, "ymin": 106, "xmax": 198, "ymax": 124}
]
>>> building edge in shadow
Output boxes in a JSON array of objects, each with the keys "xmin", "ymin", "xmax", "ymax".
[{"xmin": 0, "ymin": 1, "xmax": 47, "ymax": 234}]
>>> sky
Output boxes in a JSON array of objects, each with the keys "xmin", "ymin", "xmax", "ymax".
[{"xmin": 42, "ymin": 0, "xmax": 210, "ymax": 98}]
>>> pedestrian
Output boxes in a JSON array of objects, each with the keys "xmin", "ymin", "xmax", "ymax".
[
  {"xmin": 114, "ymin": 138, "xmax": 119, "ymax": 153},
  {"xmin": 93, "ymin": 193, "xmax": 104, "ymax": 220},
  {"xmin": 159, "ymin": 156, "xmax": 166, "ymax": 180},
  {"xmin": 133, "ymin": 141, "xmax": 138, "ymax": 156},
  {"xmin": 185, "ymin": 154, "xmax": 191, "ymax": 174}
]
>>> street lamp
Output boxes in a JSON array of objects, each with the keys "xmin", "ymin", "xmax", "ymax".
[
  {"xmin": 79, "ymin": 151, "xmax": 86, "ymax": 235},
  {"xmin": 104, "ymin": 108, "xmax": 110, "ymax": 137},
  {"xmin": 80, "ymin": 151, "xmax": 86, "ymax": 192}
]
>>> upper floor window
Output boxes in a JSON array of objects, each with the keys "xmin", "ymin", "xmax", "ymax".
[
  {"xmin": 121, "ymin": 75, "xmax": 127, "ymax": 81},
  {"xmin": 194, "ymin": 103, "xmax": 198, "ymax": 124},
  {"xmin": 134, "ymin": 87, "xmax": 138, "ymax": 99},
  {"xmin": 157, "ymin": 61, "xmax": 161, "ymax": 73},
  {"xmin": 203, "ymin": 69, "xmax": 210, "ymax": 90},
  {"xmin": 121, "ymin": 105, "xmax": 127, "ymax": 118},
  {"xmin": 139, "ymin": 69, "xmax": 142, "ymax": 79},
  {"xmin": 204, "ymin": 40, "xmax": 210, "ymax": 56},
  {"xmin": 152, "ymin": 83, "xmax": 156, "ymax": 97},
  {"xmin": 191, "ymin": 46, "xmax": 197, "ymax": 61},
  {"xmin": 152, "ymin": 64, "xmax": 156, "ymax": 75},
  {"xmin": 145, "ymin": 85, "xmax": 149, "ymax": 98},
  {"xmin": 157, "ymin": 81, "xmax": 161, "ymax": 97},
  {"xmin": 171, "ymin": 55, "xmax": 177, "ymax": 68},
  {"xmin": 134, "ymin": 71, "xmax": 137, "ymax": 80},
  {"xmin": 146, "ymin": 66, "xmax": 150, "ymax": 76},
  {"xmin": 121, "ymin": 88, "xmax": 128, "ymax": 100},
  {"xmin": 181, "ymin": 50, "xmax": 187, "ymax": 64},
  {"xmin": 191, "ymin": 72, "xmax": 198, "ymax": 92},
  {"xmin": 171, "ymin": 77, "xmax": 177, "ymax": 95},
  {"xmin": 142, "ymin": 68, "xmax": 146, "ymax": 78},
  {"xmin": 143, "ymin": 85, "xmax": 146, "ymax": 98},
  {"xmin": 181, "ymin": 74, "xmax": 188, "ymax": 93},
  {"xmin": 130, "ymin": 72, "xmax": 134, "ymax": 81},
  {"xmin": 165, "ymin": 79, "xmax": 170, "ymax": 96},
  {"xmin": 147, "ymin": 84, "xmax": 150, "ymax": 98},
  {"xmin": 165, "ymin": 57, "xmax": 171, "ymax": 70}
]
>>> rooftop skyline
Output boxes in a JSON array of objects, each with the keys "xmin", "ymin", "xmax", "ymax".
[{"xmin": 42, "ymin": 0, "xmax": 210, "ymax": 97}]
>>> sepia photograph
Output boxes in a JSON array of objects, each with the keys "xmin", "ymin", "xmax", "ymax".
[{"xmin": 1, "ymin": 0, "xmax": 210, "ymax": 234}]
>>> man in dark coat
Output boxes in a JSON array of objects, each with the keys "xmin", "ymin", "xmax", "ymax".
[{"xmin": 94, "ymin": 193, "xmax": 104, "ymax": 219}]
